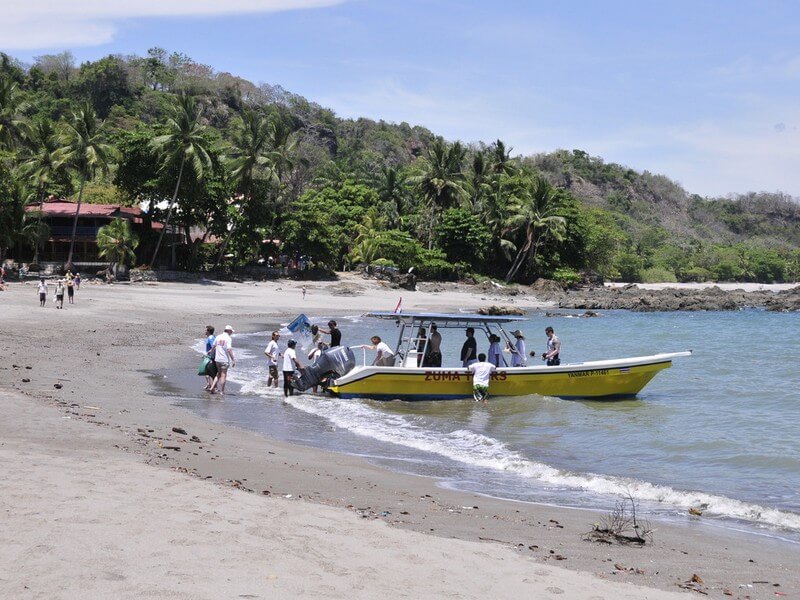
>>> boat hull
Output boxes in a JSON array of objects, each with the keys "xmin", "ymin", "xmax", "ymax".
[{"xmin": 328, "ymin": 353, "xmax": 690, "ymax": 400}]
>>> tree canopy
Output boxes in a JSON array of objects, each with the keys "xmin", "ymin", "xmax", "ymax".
[{"xmin": 0, "ymin": 48, "xmax": 797, "ymax": 283}]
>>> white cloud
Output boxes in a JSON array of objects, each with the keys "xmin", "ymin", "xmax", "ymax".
[{"xmin": 0, "ymin": 0, "xmax": 344, "ymax": 50}]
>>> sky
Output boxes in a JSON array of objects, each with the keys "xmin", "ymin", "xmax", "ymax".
[{"xmin": 2, "ymin": 0, "xmax": 800, "ymax": 198}]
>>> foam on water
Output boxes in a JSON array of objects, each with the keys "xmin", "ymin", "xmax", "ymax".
[
  {"xmin": 189, "ymin": 314, "xmax": 800, "ymax": 537},
  {"xmin": 282, "ymin": 393, "xmax": 800, "ymax": 533}
]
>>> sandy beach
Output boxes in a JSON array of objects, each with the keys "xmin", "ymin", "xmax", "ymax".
[{"xmin": 2, "ymin": 275, "xmax": 798, "ymax": 599}]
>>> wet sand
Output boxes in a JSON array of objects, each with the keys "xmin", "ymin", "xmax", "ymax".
[{"xmin": 1, "ymin": 276, "xmax": 798, "ymax": 599}]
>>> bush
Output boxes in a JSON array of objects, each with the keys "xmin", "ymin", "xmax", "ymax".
[
  {"xmin": 641, "ymin": 267, "xmax": 677, "ymax": 283},
  {"xmin": 372, "ymin": 258, "xmax": 396, "ymax": 268},
  {"xmin": 436, "ymin": 208, "xmax": 491, "ymax": 268},
  {"xmin": 680, "ymin": 266, "xmax": 711, "ymax": 283},
  {"xmin": 552, "ymin": 267, "xmax": 582, "ymax": 287},
  {"xmin": 416, "ymin": 249, "xmax": 464, "ymax": 280},
  {"xmin": 613, "ymin": 251, "xmax": 643, "ymax": 282}
]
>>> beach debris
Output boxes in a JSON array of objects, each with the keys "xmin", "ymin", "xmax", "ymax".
[
  {"xmin": 688, "ymin": 507, "xmax": 703, "ymax": 516},
  {"xmin": 284, "ymin": 494, "xmax": 292, "ymax": 498},
  {"xmin": 585, "ymin": 493, "xmax": 653, "ymax": 546},
  {"xmin": 21, "ymin": 378, "xmax": 30, "ymax": 383},
  {"xmin": 53, "ymin": 383, "xmax": 62, "ymax": 389},
  {"xmin": 678, "ymin": 574, "xmax": 708, "ymax": 594},
  {"xmin": 190, "ymin": 435, "xmax": 201, "ymax": 443},
  {"xmin": 172, "ymin": 427, "xmax": 188, "ymax": 435},
  {"xmin": 723, "ymin": 589, "xmax": 732, "ymax": 596},
  {"xmin": 612, "ymin": 563, "xmax": 643, "ymax": 575}
]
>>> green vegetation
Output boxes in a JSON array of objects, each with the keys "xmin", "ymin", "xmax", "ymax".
[
  {"xmin": 97, "ymin": 217, "xmax": 139, "ymax": 274},
  {"xmin": 0, "ymin": 49, "xmax": 798, "ymax": 283}
]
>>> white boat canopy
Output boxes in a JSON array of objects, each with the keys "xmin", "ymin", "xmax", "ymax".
[
  {"xmin": 363, "ymin": 311, "xmax": 527, "ymax": 328},
  {"xmin": 363, "ymin": 311, "xmax": 527, "ymax": 367}
]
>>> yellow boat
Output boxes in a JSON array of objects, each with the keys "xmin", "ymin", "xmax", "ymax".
[{"xmin": 327, "ymin": 312, "xmax": 691, "ymax": 400}]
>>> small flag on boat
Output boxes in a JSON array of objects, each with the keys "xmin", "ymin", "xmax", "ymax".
[
  {"xmin": 287, "ymin": 313, "xmax": 311, "ymax": 334},
  {"xmin": 394, "ymin": 297, "xmax": 402, "ymax": 314}
]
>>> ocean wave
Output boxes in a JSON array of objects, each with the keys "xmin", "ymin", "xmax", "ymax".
[
  {"xmin": 191, "ymin": 335, "xmax": 800, "ymax": 533},
  {"xmin": 283, "ymin": 395, "xmax": 800, "ymax": 532}
]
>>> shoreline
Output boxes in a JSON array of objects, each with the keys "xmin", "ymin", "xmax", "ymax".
[
  {"xmin": 165, "ymin": 332, "xmax": 800, "ymax": 544},
  {"xmin": 2, "ymin": 278, "xmax": 799, "ymax": 598}
]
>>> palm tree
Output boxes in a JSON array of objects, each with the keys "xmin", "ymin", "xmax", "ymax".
[
  {"xmin": 376, "ymin": 165, "xmax": 408, "ymax": 228},
  {"xmin": 485, "ymin": 140, "xmax": 516, "ymax": 235},
  {"xmin": 20, "ymin": 211, "xmax": 50, "ymax": 262},
  {"xmin": 213, "ymin": 109, "xmax": 279, "ymax": 267},
  {"xmin": 407, "ymin": 139, "xmax": 467, "ymax": 247},
  {"xmin": 150, "ymin": 94, "xmax": 211, "ymax": 266},
  {"xmin": 349, "ymin": 237, "xmax": 382, "ymax": 265},
  {"xmin": 0, "ymin": 75, "xmax": 29, "ymax": 150},
  {"xmin": 21, "ymin": 119, "xmax": 62, "ymax": 262},
  {"xmin": 0, "ymin": 174, "xmax": 31, "ymax": 262},
  {"xmin": 55, "ymin": 102, "xmax": 114, "ymax": 267},
  {"xmin": 97, "ymin": 218, "xmax": 139, "ymax": 276},
  {"xmin": 467, "ymin": 151, "xmax": 492, "ymax": 212},
  {"xmin": 502, "ymin": 177, "xmax": 567, "ymax": 283}
]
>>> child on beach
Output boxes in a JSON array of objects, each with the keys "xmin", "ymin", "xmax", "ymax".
[
  {"xmin": 66, "ymin": 275, "xmax": 75, "ymax": 304},
  {"xmin": 468, "ymin": 353, "xmax": 497, "ymax": 403},
  {"xmin": 203, "ymin": 325, "xmax": 216, "ymax": 390},
  {"xmin": 55, "ymin": 279, "xmax": 65, "ymax": 309},
  {"xmin": 38, "ymin": 278, "xmax": 47, "ymax": 307}
]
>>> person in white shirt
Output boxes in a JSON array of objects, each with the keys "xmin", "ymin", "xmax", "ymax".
[
  {"xmin": 55, "ymin": 279, "xmax": 65, "ymax": 309},
  {"xmin": 37, "ymin": 278, "xmax": 48, "ymax": 307},
  {"xmin": 359, "ymin": 336, "xmax": 395, "ymax": 367},
  {"xmin": 509, "ymin": 329, "xmax": 527, "ymax": 367},
  {"xmin": 282, "ymin": 339, "xmax": 303, "ymax": 397},
  {"xmin": 209, "ymin": 325, "xmax": 235, "ymax": 394},
  {"xmin": 263, "ymin": 330, "xmax": 281, "ymax": 388},
  {"xmin": 468, "ymin": 353, "xmax": 497, "ymax": 403}
]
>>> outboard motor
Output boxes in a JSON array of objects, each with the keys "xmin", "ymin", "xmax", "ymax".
[{"xmin": 293, "ymin": 345, "xmax": 356, "ymax": 392}]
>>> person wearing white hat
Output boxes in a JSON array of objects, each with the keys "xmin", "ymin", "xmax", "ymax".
[
  {"xmin": 509, "ymin": 330, "xmax": 527, "ymax": 367},
  {"xmin": 209, "ymin": 325, "xmax": 235, "ymax": 394}
]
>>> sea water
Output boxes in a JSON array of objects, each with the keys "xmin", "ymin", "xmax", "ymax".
[{"xmin": 175, "ymin": 309, "xmax": 800, "ymax": 541}]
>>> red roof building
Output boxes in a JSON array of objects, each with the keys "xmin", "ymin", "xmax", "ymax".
[{"xmin": 26, "ymin": 198, "xmax": 164, "ymax": 265}]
